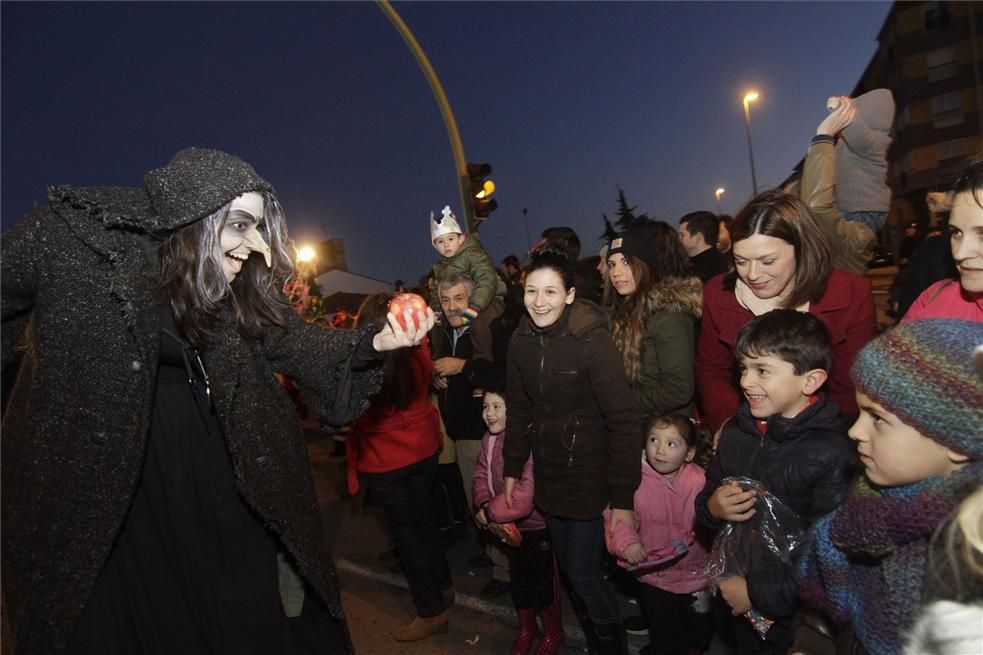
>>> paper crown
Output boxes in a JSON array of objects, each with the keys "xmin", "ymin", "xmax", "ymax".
[{"xmin": 430, "ymin": 205, "xmax": 463, "ymax": 242}]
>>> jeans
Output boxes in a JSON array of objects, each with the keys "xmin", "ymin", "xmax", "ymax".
[
  {"xmin": 842, "ymin": 210, "xmax": 887, "ymax": 233},
  {"xmin": 365, "ymin": 453, "xmax": 451, "ymax": 618},
  {"xmin": 546, "ymin": 515, "xmax": 620, "ymax": 622}
]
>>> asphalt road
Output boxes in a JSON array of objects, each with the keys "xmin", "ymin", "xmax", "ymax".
[{"xmin": 307, "ymin": 433, "xmax": 605, "ymax": 655}]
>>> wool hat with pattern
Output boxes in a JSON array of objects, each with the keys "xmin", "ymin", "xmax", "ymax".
[
  {"xmin": 851, "ymin": 319, "xmax": 983, "ymax": 458},
  {"xmin": 606, "ymin": 227, "xmax": 659, "ymax": 274}
]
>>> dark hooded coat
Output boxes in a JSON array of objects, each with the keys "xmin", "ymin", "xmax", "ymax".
[{"xmin": 1, "ymin": 148, "xmax": 382, "ymax": 654}]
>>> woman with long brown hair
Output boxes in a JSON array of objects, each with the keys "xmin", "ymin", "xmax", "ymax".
[
  {"xmin": 695, "ymin": 190, "xmax": 876, "ymax": 434},
  {"xmin": 604, "ymin": 222, "xmax": 703, "ymax": 416},
  {"xmin": 347, "ymin": 293, "xmax": 453, "ymax": 643}
]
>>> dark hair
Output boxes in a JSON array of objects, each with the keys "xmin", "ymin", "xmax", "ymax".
[
  {"xmin": 728, "ymin": 190, "xmax": 834, "ymax": 309},
  {"xmin": 160, "ymin": 191, "xmax": 293, "ymax": 348},
  {"xmin": 953, "ymin": 151, "xmax": 983, "ymax": 208},
  {"xmin": 541, "ymin": 226, "xmax": 582, "ymax": 260},
  {"xmin": 483, "ymin": 380, "xmax": 507, "ymax": 400},
  {"xmin": 679, "ymin": 211, "xmax": 720, "ymax": 247},
  {"xmin": 502, "ymin": 254, "xmax": 520, "ymax": 269},
  {"xmin": 524, "ymin": 251, "xmax": 575, "ymax": 292},
  {"xmin": 645, "ymin": 413, "xmax": 711, "ymax": 467},
  {"xmin": 735, "ymin": 308, "xmax": 832, "ymax": 375},
  {"xmin": 719, "ymin": 214, "xmax": 733, "ymax": 229},
  {"xmin": 636, "ymin": 221, "xmax": 690, "ymax": 282},
  {"xmin": 354, "ymin": 292, "xmax": 416, "ymax": 410}
]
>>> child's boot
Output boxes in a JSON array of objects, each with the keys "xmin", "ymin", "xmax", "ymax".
[
  {"xmin": 534, "ymin": 598, "xmax": 565, "ymax": 655},
  {"xmin": 511, "ymin": 607, "xmax": 538, "ymax": 655},
  {"xmin": 393, "ymin": 611, "xmax": 449, "ymax": 641}
]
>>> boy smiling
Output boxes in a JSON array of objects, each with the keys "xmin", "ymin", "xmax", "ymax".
[{"xmin": 696, "ymin": 309, "xmax": 857, "ymax": 654}]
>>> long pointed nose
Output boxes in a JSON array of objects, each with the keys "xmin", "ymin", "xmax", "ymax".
[{"xmin": 245, "ymin": 228, "xmax": 272, "ymax": 268}]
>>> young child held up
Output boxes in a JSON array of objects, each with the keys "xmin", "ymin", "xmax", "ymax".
[
  {"xmin": 822, "ymin": 89, "xmax": 894, "ymax": 233},
  {"xmin": 695, "ymin": 309, "xmax": 858, "ymax": 654},
  {"xmin": 430, "ymin": 205, "xmax": 506, "ymax": 362},
  {"xmin": 605, "ymin": 414, "xmax": 714, "ymax": 655},
  {"xmin": 794, "ymin": 319, "xmax": 983, "ymax": 655},
  {"xmin": 471, "ymin": 385, "xmax": 565, "ymax": 655}
]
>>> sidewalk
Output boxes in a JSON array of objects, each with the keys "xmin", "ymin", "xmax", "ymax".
[{"xmin": 307, "ymin": 432, "xmax": 655, "ymax": 653}]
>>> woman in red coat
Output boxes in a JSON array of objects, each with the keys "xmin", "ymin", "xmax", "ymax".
[
  {"xmin": 695, "ymin": 190, "xmax": 876, "ymax": 434},
  {"xmin": 347, "ymin": 293, "xmax": 451, "ymax": 642}
]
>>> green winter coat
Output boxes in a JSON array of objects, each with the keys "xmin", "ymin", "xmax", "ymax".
[{"xmin": 430, "ymin": 234, "xmax": 506, "ymax": 313}]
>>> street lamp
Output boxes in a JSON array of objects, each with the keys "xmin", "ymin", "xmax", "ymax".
[
  {"xmin": 742, "ymin": 91, "xmax": 759, "ymax": 195},
  {"xmin": 715, "ymin": 187, "xmax": 725, "ymax": 215},
  {"xmin": 296, "ymin": 245, "xmax": 316, "ymax": 264}
]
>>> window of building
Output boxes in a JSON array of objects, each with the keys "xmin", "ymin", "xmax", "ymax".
[
  {"xmin": 898, "ymin": 104, "xmax": 911, "ymax": 128},
  {"xmin": 931, "ymin": 92, "xmax": 963, "ymax": 128},
  {"xmin": 901, "ymin": 150, "xmax": 916, "ymax": 173},
  {"xmin": 936, "ymin": 139, "xmax": 967, "ymax": 163},
  {"xmin": 926, "ymin": 47, "xmax": 957, "ymax": 82},
  {"xmin": 923, "ymin": 2, "xmax": 951, "ymax": 32}
]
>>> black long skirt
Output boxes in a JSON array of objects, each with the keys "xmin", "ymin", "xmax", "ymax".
[{"xmin": 67, "ymin": 338, "xmax": 348, "ymax": 654}]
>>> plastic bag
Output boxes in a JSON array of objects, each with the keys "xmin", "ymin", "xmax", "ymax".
[{"xmin": 705, "ymin": 477, "xmax": 806, "ymax": 638}]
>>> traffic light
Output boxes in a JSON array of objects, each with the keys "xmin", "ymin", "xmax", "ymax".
[{"xmin": 467, "ymin": 162, "xmax": 497, "ymax": 221}]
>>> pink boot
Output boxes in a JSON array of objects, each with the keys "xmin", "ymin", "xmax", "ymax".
[
  {"xmin": 512, "ymin": 607, "xmax": 538, "ymax": 655},
  {"xmin": 534, "ymin": 569, "xmax": 566, "ymax": 655}
]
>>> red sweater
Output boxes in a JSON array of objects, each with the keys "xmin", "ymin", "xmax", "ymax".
[
  {"xmin": 346, "ymin": 340, "xmax": 442, "ymax": 493},
  {"xmin": 695, "ymin": 269, "xmax": 876, "ymax": 433}
]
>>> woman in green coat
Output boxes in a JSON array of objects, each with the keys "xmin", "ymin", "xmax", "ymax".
[{"xmin": 604, "ymin": 222, "xmax": 703, "ymax": 416}]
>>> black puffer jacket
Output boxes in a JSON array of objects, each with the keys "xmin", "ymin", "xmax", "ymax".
[
  {"xmin": 695, "ymin": 395, "xmax": 858, "ymax": 619},
  {"xmin": 1, "ymin": 149, "xmax": 381, "ymax": 654},
  {"xmin": 503, "ymin": 300, "xmax": 642, "ymax": 519}
]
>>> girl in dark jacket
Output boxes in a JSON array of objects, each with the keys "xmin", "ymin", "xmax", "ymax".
[{"xmin": 502, "ymin": 252, "xmax": 642, "ymax": 655}]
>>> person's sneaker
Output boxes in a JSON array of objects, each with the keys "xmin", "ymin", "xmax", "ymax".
[
  {"xmin": 468, "ymin": 551, "xmax": 493, "ymax": 568},
  {"xmin": 623, "ymin": 614, "xmax": 649, "ymax": 635},
  {"xmin": 480, "ymin": 578, "xmax": 511, "ymax": 598}
]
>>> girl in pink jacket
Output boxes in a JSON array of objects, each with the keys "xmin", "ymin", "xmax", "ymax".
[
  {"xmin": 473, "ymin": 386, "xmax": 565, "ymax": 655},
  {"xmin": 605, "ymin": 414, "xmax": 714, "ymax": 655}
]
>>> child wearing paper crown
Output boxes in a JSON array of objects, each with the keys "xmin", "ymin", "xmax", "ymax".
[
  {"xmin": 604, "ymin": 414, "xmax": 714, "ymax": 655},
  {"xmin": 430, "ymin": 205, "xmax": 506, "ymax": 362},
  {"xmin": 794, "ymin": 319, "xmax": 983, "ymax": 655}
]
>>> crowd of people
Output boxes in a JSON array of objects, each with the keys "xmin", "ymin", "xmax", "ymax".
[{"xmin": 1, "ymin": 91, "xmax": 981, "ymax": 655}]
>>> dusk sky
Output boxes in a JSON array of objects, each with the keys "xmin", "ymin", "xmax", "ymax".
[{"xmin": 2, "ymin": 1, "xmax": 892, "ymax": 285}]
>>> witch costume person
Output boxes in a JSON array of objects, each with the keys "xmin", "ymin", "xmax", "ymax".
[{"xmin": 0, "ymin": 147, "xmax": 433, "ymax": 655}]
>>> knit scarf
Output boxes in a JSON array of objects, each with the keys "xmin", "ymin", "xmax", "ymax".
[{"xmin": 796, "ymin": 463, "xmax": 983, "ymax": 655}]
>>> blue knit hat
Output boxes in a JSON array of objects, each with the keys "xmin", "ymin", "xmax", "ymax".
[{"xmin": 851, "ymin": 319, "xmax": 983, "ymax": 458}]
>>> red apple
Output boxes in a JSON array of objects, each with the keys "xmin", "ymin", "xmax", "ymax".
[{"xmin": 388, "ymin": 292, "xmax": 429, "ymax": 331}]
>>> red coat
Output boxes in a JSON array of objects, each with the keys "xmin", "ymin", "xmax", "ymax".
[
  {"xmin": 695, "ymin": 269, "xmax": 876, "ymax": 433},
  {"xmin": 346, "ymin": 340, "xmax": 442, "ymax": 494}
]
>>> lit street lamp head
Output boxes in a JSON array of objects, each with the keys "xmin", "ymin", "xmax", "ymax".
[{"xmin": 743, "ymin": 91, "xmax": 759, "ymax": 104}]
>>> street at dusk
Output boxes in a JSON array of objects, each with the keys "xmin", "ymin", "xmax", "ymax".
[{"xmin": 3, "ymin": 2, "xmax": 982, "ymax": 655}]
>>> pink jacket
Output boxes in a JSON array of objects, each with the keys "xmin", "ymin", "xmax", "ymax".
[
  {"xmin": 902, "ymin": 279, "xmax": 983, "ymax": 323},
  {"xmin": 605, "ymin": 460, "xmax": 710, "ymax": 594},
  {"xmin": 472, "ymin": 431, "xmax": 546, "ymax": 532}
]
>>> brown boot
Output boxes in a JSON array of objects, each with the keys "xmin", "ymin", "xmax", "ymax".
[{"xmin": 393, "ymin": 611, "xmax": 449, "ymax": 641}]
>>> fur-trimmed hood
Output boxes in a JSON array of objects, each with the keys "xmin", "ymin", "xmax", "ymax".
[{"xmin": 636, "ymin": 276, "xmax": 703, "ymax": 321}]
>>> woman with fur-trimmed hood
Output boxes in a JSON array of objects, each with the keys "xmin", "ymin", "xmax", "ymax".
[{"xmin": 604, "ymin": 223, "xmax": 703, "ymax": 416}]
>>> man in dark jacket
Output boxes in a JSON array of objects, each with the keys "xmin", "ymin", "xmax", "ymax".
[
  {"xmin": 1, "ymin": 148, "xmax": 431, "ymax": 654},
  {"xmin": 679, "ymin": 211, "xmax": 729, "ymax": 283},
  {"xmin": 430, "ymin": 272, "xmax": 511, "ymax": 595}
]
